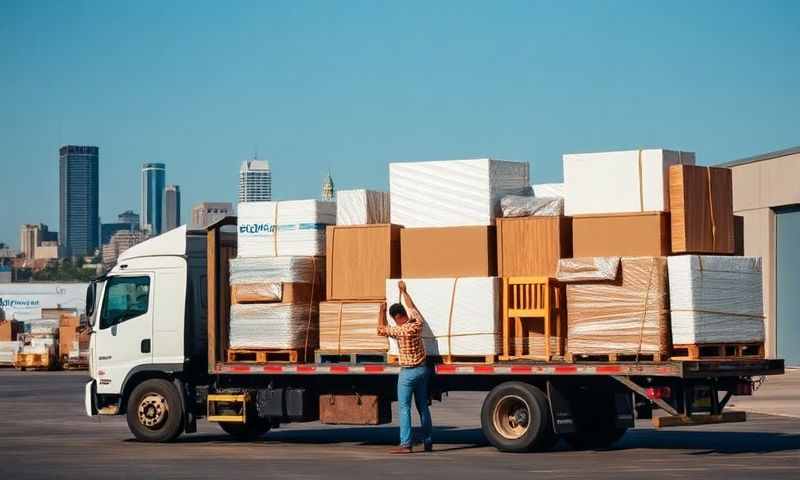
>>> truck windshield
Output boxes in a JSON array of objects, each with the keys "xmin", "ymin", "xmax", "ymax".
[{"xmin": 100, "ymin": 276, "xmax": 151, "ymax": 329}]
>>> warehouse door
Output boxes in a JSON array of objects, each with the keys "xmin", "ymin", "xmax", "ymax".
[{"xmin": 776, "ymin": 206, "xmax": 800, "ymax": 365}]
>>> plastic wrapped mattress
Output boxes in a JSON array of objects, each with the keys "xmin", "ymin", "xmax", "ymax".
[
  {"xmin": 385, "ymin": 277, "xmax": 500, "ymax": 356},
  {"xmin": 500, "ymin": 195, "xmax": 563, "ymax": 217},
  {"xmin": 336, "ymin": 189, "xmax": 390, "ymax": 225},
  {"xmin": 237, "ymin": 200, "xmax": 336, "ymax": 257},
  {"xmin": 668, "ymin": 255, "xmax": 764, "ymax": 344},
  {"xmin": 229, "ymin": 303, "xmax": 319, "ymax": 350},
  {"xmin": 390, "ymin": 158, "xmax": 530, "ymax": 227},
  {"xmin": 229, "ymin": 256, "xmax": 324, "ymax": 302}
]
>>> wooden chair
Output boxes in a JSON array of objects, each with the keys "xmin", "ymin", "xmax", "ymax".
[{"xmin": 501, "ymin": 277, "xmax": 563, "ymax": 360}]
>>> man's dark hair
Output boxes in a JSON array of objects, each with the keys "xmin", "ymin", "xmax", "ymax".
[{"xmin": 388, "ymin": 303, "xmax": 407, "ymax": 320}]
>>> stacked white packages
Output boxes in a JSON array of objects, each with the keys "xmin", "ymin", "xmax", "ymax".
[
  {"xmin": 27, "ymin": 318, "xmax": 59, "ymax": 335},
  {"xmin": 668, "ymin": 255, "xmax": 765, "ymax": 344},
  {"xmin": 563, "ymin": 149, "xmax": 695, "ymax": 215},
  {"xmin": 337, "ymin": 189, "xmax": 390, "ymax": 225},
  {"xmin": 390, "ymin": 158, "xmax": 530, "ymax": 227},
  {"xmin": 229, "ymin": 304, "xmax": 319, "ymax": 350},
  {"xmin": 0, "ymin": 341, "xmax": 20, "ymax": 364},
  {"xmin": 237, "ymin": 200, "xmax": 336, "ymax": 257},
  {"xmin": 229, "ymin": 257, "xmax": 323, "ymax": 285},
  {"xmin": 385, "ymin": 277, "xmax": 500, "ymax": 356},
  {"xmin": 532, "ymin": 183, "xmax": 564, "ymax": 198}
]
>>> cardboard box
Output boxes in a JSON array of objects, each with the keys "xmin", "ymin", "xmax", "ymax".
[
  {"xmin": 59, "ymin": 314, "xmax": 80, "ymax": 328},
  {"xmin": 572, "ymin": 212, "xmax": 670, "ymax": 257},
  {"xmin": 401, "ymin": 226, "xmax": 497, "ymax": 278},
  {"xmin": 565, "ymin": 257, "xmax": 670, "ymax": 356},
  {"xmin": 326, "ymin": 224, "xmax": 401, "ymax": 300},
  {"xmin": 319, "ymin": 301, "xmax": 388, "ymax": 352},
  {"xmin": 669, "ymin": 164, "xmax": 735, "ymax": 254},
  {"xmin": 497, "ymin": 216, "xmax": 572, "ymax": 277},
  {"xmin": 59, "ymin": 326, "xmax": 78, "ymax": 360},
  {"xmin": 0, "ymin": 320, "xmax": 22, "ymax": 342},
  {"xmin": 231, "ymin": 282, "xmax": 320, "ymax": 304},
  {"xmin": 564, "ymin": 149, "xmax": 695, "ymax": 215}
]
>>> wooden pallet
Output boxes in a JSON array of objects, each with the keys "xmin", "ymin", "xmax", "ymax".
[
  {"xmin": 671, "ymin": 343, "xmax": 764, "ymax": 360},
  {"xmin": 385, "ymin": 354, "xmax": 497, "ymax": 365},
  {"xmin": 226, "ymin": 348, "xmax": 307, "ymax": 363},
  {"xmin": 315, "ymin": 351, "xmax": 389, "ymax": 364},
  {"xmin": 14, "ymin": 352, "xmax": 56, "ymax": 371},
  {"xmin": 565, "ymin": 352, "xmax": 666, "ymax": 363}
]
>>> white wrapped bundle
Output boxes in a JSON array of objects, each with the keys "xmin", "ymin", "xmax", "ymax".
[
  {"xmin": 668, "ymin": 255, "xmax": 765, "ymax": 344},
  {"xmin": 564, "ymin": 149, "xmax": 695, "ymax": 215},
  {"xmin": 336, "ymin": 189, "xmax": 390, "ymax": 225},
  {"xmin": 237, "ymin": 200, "xmax": 336, "ymax": 257},
  {"xmin": 229, "ymin": 303, "xmax": 319, "ymax": 350},
  {"xmin": 390, "ymin": 158, "xmax": 530, "ymax": 227},
  {"xmin": 385, "ymin": 277, "xmax": 500, "ymax": 356},
  {"xmin": 26, "ymin": 319, "xmax": 59, "ymax": 336},
  {"xmin": 229, "ymin": 257, "xmax": 323, "ymax": 285},
  {"xmin": 557, "ymin": 257, "xmax": 621, "ymax": 283},
  {"xmin": 68, "ymin": 340, "xmax": 89, "ymax": 363},
  {"xmin": 532, "ymin": 183, "xmax": 564, "ymax": 198},
  {"xmin": 0, "ymin": 341, "xmax": 20, "ymax": 364},
  {"xmin": 501, "ymin": 195, "xmax": 563, "ymax": 217},
  {"xmin": 22, "ymin": 337, "xmax": 55, "ymax": 354}
]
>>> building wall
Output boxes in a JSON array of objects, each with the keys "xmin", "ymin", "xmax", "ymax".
[
  {"xmin": 141, "ymin": 163, "xmax": 166, "ymax": 235},
  {"xmin": 163, "ymin": 184, "xmax": 181, "ymax": 232},
  {"xmin": 59, "ymin": 145, "xmax": 99, "ymax": 257},
  {"xmin": 728, "ymin": 151, "xmax": 800, "ymax": 358}
]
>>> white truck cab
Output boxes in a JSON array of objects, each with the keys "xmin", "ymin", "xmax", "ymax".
[{"xmin": 85, "ymin": 226, "xmax": 208, "ymax": 440}]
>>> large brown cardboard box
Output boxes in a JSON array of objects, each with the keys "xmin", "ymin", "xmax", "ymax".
[
  {"xmin": 319, "ymin": 301, "xmax": 388, "ymax": 352},
  {"xmin": 59, "ymin": 326, "xmax": 78, "ymax": 360},
  {"xmin": 572, "ymin": 212, "xmax": 670, "ymax": 257},
  {"xmin": 0, "ymin": 320, "xmax": 22, "ymax": 341},
  {"xmin": 497, "ymin": 216, "xmax": 572, "ymax": 277},
  {"xmin": 231, "ymin": 282, "xmax": 321, "ymax": 304},
  {"xmin": 326, "ymin": 224, "xmax": 401, "ymax": 301},
  {"xmin": 565, "ymin": 256, "xmax": 670, "ymax": 356},
  {"xmin": 401, "ymin": 226, "xmax": 496, "ymax": 278},
  {"xmin": 669, "ymin": 164, "xmax": 734, "ymax": 254},
  {"xmin": 60, "ymin": 313, "xmax": 80, "ymax": 328}
]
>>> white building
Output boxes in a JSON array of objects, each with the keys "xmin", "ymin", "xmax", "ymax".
[
  {"xmin": 102, "ymin": 229, "xmax": 146, "ymax": 268},
  {"xmin": 191, "ymin": 202, "xmax": 233, "ymax": 229},
  {"xmin": 239, "ymin": 160, "xmax": 271, "ymax": 202}
]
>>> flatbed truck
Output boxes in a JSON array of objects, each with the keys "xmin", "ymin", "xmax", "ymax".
[{"xmin": 84, "ymin": 219, "xmax": 785, "ymax": 452}]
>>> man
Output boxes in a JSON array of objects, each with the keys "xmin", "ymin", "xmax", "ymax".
[{"xmin": 378, "ymin": 280, "xmax": 433, "ymax": 454}]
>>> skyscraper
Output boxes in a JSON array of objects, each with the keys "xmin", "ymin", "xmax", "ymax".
[
  {"xmin": 191, "ymin": 202, "xmax": 233, "ymax": 229},
  {"xmin": 162, "ymin": 184, "xmax": 181, "ymax": 232},
  {"xmin": 20, "ymin": 224, "xmax": 58, "ymax": 259},
  {"xmin": 141, "ymin": 163, "xmax": 166, "ymax": 235},
  {"xmin": 321, "ymin": 172, "xmax": 335, "ymax": 201},
  {"xmin": 239, "ymin": 160, "xmax": 271, "ymax": 202},
  {"xmin": 59, "ymin": 145, "xmax": 99, "ymax": 257}
]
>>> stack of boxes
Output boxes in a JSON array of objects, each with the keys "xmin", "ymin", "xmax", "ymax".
[
  {"xmin": 15, "ymin": 318, "xmax": 59, "ymax": 369},
  {"xmin": 0, "ymin": 320, "xmax": 23, "ymax": 366},
  {"xmin": 228, "ymin": 200, "xmax": 334, "ymax": 360},
  {"xmin": 58, "ymin": 313, "xmax": 89, "ymax": 367}
]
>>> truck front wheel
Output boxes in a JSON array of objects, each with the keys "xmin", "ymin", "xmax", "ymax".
[
  {"xmin": 126, "ymin": 379, "xmax": 185, "ymax": 443},
  {"xmin": 481, "ymin": 381, "xmax": 556, "ymax": 452}
]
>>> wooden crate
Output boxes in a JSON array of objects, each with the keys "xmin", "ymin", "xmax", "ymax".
[
  {"xmin": 671, "ymin": 343, "xmax": 764, "ymax": 360},
  {"xmin": 226, "ymin": 348, "xmax": 308, "ymax": 363},
  {"xmin": 500, "ymin": 277, "xmax": 564, "ymax": 361}
]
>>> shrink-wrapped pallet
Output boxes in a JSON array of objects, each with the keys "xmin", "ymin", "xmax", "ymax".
[
  {"xmin": 319, "ymin": 301, "xmax": 389, "ymax": 352},
  {"xmin": 390, "ymin": 158, "xmax": 530, "ymax": 227},
  {"xmin": 26, "ymin": 319, "xmax": 59, "ymax": 336},
  {"xmin": 500, "ymin": 195, "xmax": 564, "ymax": 217},
  {"xmin": 564, "ymin": 149, "xmax": 695, "ymax": 215},
  {"xmin": 229, "ymin": 303, "xmax": 319, "ymax": 350},
  {"xmin": 385, "ymin": 277, "xmax": 500, "ymax": 356},
  {"xmin": 556, "ymin": 257, "xmax": 620, "ymax": 283},
  {"xmin": 237, "ymin": 200, "xmax": 336, "ymax": 257},
  {"xmin": 668, "ymin": 255, "xmax": 764, "ymax": 344},
  {"xmin": 0, "ymin": 341, "xmax": 20, "ymax": 364},
  {"xmin": 561, "ymin": 257, "xmax": 670, "ymax": 356},
  {"xmin": 532, "ymin": 183, "xmax": 565, "ymax": 198},
  {"xmin": 336, "ymin": 189, "xmax": 390, "ymax": 225},
  {"xmin": 229, "ymin": 256, "xmax": 324, "ymax": 303}
]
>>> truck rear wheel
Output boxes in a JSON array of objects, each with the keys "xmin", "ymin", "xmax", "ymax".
[
  {"xmin": 126, "ymin": 379, "xmax": 184, "ymax": 443},
  {"xmin": 219, "ymin": 418, "xmax": 271, "ymax": 440},
  {"xmin": 481, "ymin": 381, "xmax": 556, "ymax": 452}
]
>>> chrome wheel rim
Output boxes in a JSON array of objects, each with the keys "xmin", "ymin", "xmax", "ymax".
[
  {"xmin": 492, "ymin": 395, "xmax": 531, "ymax": 440},
  {"xmin": 138, "ymin": 393, "xmax": 169, "ymax": 429}
]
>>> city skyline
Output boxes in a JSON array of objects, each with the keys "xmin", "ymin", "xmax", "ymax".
[
  {"xmin": 2, "ymin": 2, "xmax": 799, "ymax": 248},
  {"xmin": 239, "ymin": 159, "xmax": 272, "ymax": 203},
  {"xmin": 58, "ymin": 145, "xmax": 99, "ymax": 257}
]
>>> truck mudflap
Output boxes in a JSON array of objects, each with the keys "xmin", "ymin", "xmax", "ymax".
[{"xmin": 85, "ymin": 380, "xmax": 97, "ymax": 416}]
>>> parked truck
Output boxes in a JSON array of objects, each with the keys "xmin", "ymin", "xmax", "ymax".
[{"xmin": 84, "ymin": 220, "xmax": 785, "ymax": 452}]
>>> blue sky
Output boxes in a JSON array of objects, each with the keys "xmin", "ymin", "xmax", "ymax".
[{"xmin": 1, "ymin": 1, "xmax": 798, "ymax": 249}]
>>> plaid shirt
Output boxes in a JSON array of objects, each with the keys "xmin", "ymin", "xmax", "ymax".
[{"xmin": 381, "ymin": 306, "xmax": 426, "ymax": 367}]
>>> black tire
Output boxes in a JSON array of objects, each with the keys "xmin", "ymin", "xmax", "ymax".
[
  {"xmin": 126, "ymin": 379, "xmax": 184, "ymax": 443},
  {"xmin": 563, "ymin": 428, "xmax": 627, "ymax": 450},
  {"xmin": 562, "ymin": 390, "xmax": 626, "ymax": 450},
  {"xmin": 219, "ymin": 417, "xmax": 271, "ymax": 441},
  {"xmin": 481, "ymin": 381, "xmax": 556, "ymax": 453}
]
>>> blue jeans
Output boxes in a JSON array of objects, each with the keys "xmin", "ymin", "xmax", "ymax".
[{"xmin": 397, "ymin": 364, "xmax": 432, "ymax": 448}]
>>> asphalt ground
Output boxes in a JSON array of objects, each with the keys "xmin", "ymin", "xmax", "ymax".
[{"xmin": 0, "ymin": 370, "xmax": 798, "ymax": 480}]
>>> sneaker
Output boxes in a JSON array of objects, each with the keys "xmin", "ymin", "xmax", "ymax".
[{"xmin": 388, "ymin": 446, "xmax": 413, "ymax": 454}]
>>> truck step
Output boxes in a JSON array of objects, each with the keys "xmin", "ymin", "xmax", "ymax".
[
  {"xmin": 207, "ymin": 393, "xmax": 248, "ymax": 423},
  {"xmin": 227, "ymin": 348, "xmax": 308, "ymax": 363},
  {"xmin": 670, "ymin": 343, "xmax": 764, "ymax": 360},
  {"xmin": 565, "ymin": 352, "xmax": 666, "ymax": 363},
  {"xmin": 315, "ymin": 350, "xmax": 389, "ymax": 364}
]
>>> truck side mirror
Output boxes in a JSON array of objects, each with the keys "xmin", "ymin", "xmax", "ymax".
[{"xmin": 86, "ymin": 281, "xmax": 96, "ymax": 323}]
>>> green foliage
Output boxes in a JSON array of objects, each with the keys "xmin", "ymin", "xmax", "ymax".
[{"xmin": 31, "ymin": 259, "xmax": 97, "ymax": 282}]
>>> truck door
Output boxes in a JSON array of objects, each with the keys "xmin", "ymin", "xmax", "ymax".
[{"xmin": 94, "ymin": 274, "xmax": 154, "ymax": 394}]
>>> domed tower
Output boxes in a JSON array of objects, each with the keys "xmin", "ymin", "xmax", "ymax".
[{"xmin": 321, "ymin": 171, "xmax": 335, "ymax": 201}]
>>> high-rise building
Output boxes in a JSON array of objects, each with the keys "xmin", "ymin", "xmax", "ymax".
[
  {"xmin": 239, "ymin": 160, "xmax": 271, "ymax": 202},
  {"xmin": 59, "ymin": 145, "xmax": 99, "ymax": 258},
  {"xmin": 191, "ymin": 202, "xmax": 233, "ymax": 229},
  {"xmin": 101, "ymin": 211, "xmax": 140, "ymax": 245},
  {"xmin": 141, "ymin": 163, "xmax": 166, "ymax": 235},
  {"xmin": 20, "ymin": 224, "xmax": 58, "ymax": 259},
  {"xmin": 102, "ymin": 229, "xmax": 146, "ymax": 268},
  {"xmin": 163, "ymin": 184, "xmax": 181, "ymax": 232},
  {"xmin": 321, "ymin": 172, "xmax": 335, "ymax": 201},
  {"xmin": 118, "ymin": 210, "xmax": 139, "ymax": 225}
]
